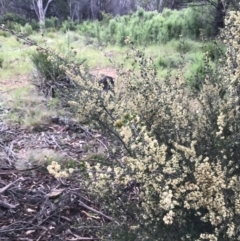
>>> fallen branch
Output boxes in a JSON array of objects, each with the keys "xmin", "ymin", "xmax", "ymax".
[
  {"xmin": 66, "ymin": 237, "xmax": 100, "ymax": 241},
  {"xmin": 0, "ymin": 200, "xmax": 18, "ymax": 209},
  {"xmin": 78, "ymin": 200, "xmax": 119, "ymax": 225},
  {"xmin": 0, "ymin": 177, "xmax": 23, "ymax": 193},
  {"xmin": 66, "ymin": 229, "xmax": 101, "ymax": 240}
]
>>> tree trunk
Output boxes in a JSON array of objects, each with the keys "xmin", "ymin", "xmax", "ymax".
[
  {"xmin": 32, "ymin": 0, "xmax": 53, "ymax": 30},
  {"xmin": 213, "ymin": 0, "xmax": 227, "ymax": 35},
  {"xmin": 158, "ymin": 0, "xmax": 165, "ymax": 12},
  {"xmin": 67, "ymin": 0, "xmax": 81, "ymax": 21},
  {"xmin": 0, "ymin": 0, "xmax": 14, "ymax": 15}
]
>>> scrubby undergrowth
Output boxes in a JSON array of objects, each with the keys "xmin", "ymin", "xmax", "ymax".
[
  {"xmin": 1, "ymin": 9, "xmax": 240, "ymax": 241},
  {"xmin": 65, "ymin": 11, "xmax": 240, "ymax": 241}
]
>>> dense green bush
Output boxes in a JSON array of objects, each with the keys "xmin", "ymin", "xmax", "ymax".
[
  {"xmin": 101, "ymin": 12, "xmax": 113, "ymax": 25},
  {"xmin": 175, "ymin": 38, "xmax": 194, "ymax": 53},
  {"xmin": 202, "ymin": 41, "xmax": 225, "ymax": 61},
  {"xmin": 156, "ymin": 56, "xmax": 169, "ymax": 68},
  {"xmin": 45, "ymin": 17, "xmax": 60, "ymax": 30},
  {"xmin": 29, "ymin": 42, "xmax": 86, "ymax": 108},
  {"xmin": 12, "ymin": 22, "xmax": 21, "ymax": 33},
  {"xmin": 185, "ymin": 53, "xmax": 213, "ymax": 92},
  {"xmin": 2, "ymin": 21, "xmax": 34, "ymax": 36},
  {"xmin": 156, "ymin": 55, "xmax": 179, "ymax": 69},
  {"xmin": 0, "ymin": 30, "xmax": 10, "ymax": 37},
  {"xmin": 184, "ymin": 41, "xmax": 225, "ymax": 92},
  {"xmin": 29, "ymin": 19, "xmax": 40, "ymax": 31},
  {"xmin": 77, "ymin": 7, "xmax": 215, "ymax": 46},
  {"xmin": 30, "ymin": 49, "xmax": 66, "ymax": 97},
  {"xmin": 60, "ymin": 18, "xmax": 77, "ymax": 33},
  {"xmin": 23, "ymin": 23, "xmax": 33, "ymax": 36},
  {"xmin": 0, "ymin": 12, "xmax": 27, "ymax": 27}
]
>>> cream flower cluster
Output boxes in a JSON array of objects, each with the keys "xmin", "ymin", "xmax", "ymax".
[
  {"xmin": 47, "ymin": 161, "xmax": 74, "ymax": 178},
  {"xmin": 163, "ymin": 210, "xmax": 175, "ymax": 225},
  {"xmin": 216, "ymin": 112, "xmax": 226, "ymax": 137}
]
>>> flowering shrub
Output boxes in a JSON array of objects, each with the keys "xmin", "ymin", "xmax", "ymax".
[{"xmin": 67, "ymin": 11, "xmax": 240, "ymax": 240}]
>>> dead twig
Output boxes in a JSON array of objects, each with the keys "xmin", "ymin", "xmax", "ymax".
[
  {"xmin": 66, "ymin": 230, "xmax": 101, "ymax": 240},
  {"xmin": 77, "ymin": 125, "xmax": 109, "ymax": 157},
  {"xmin": 0, "ymin": 165, "xmax": 43, "ymax": 175},
  {"xmin": 66, "ymin": 237, "xmax": 100, "ymax": 241},
  {"xmin": 0, "ymin": 200, "xmax": 18, "ymax": 209},
  {"xmin": 78, "ymin": 200, "xmax": 119, "ymax": 225},
  {"xmin": 0, "ymin": 177, "xmax": 23, "ymax": 193}
]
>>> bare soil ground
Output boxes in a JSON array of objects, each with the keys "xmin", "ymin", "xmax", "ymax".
[
  {"xmin": 90, "ymin": 67, "xmax": 118, "ymax": 79},
  {"xmin": 0, "ymin": 74, "xmax": 31, "ymax": 92}
]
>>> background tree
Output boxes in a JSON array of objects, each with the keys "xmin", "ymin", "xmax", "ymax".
[
  {"xmin": 67, "ymin": 0, "xmax": 81, "ymax": 21},
  {"xmin": 31, "ymin": 0, "xmax": 54, "ymax": 29},
  {"xmin": 0, "ymin": 0, "xmax": 14, "ymax": 15},
  {"xmin": 136, "ymin": 0, "xmax": 178, "ymax": 11},
  {"xmin": 198, "ymin": 0, "xmax": 239, "ymax": 34}
]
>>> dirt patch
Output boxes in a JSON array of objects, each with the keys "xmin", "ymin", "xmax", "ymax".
[
  {"xmin": 0, "ymin": 110, "xmax": 111, "ymax": 240},
  {"xmin": 90, "ymin": 67, "xmax": 118, "ymax": 79},
  {"xmin": 0, "ymin": 74, "xmax": 32, "ymax": 93}
]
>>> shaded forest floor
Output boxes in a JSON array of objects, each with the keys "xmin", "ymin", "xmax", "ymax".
[{"xmin": 0, "ymin": 73, "xmax": 113, "ymax": 241}]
